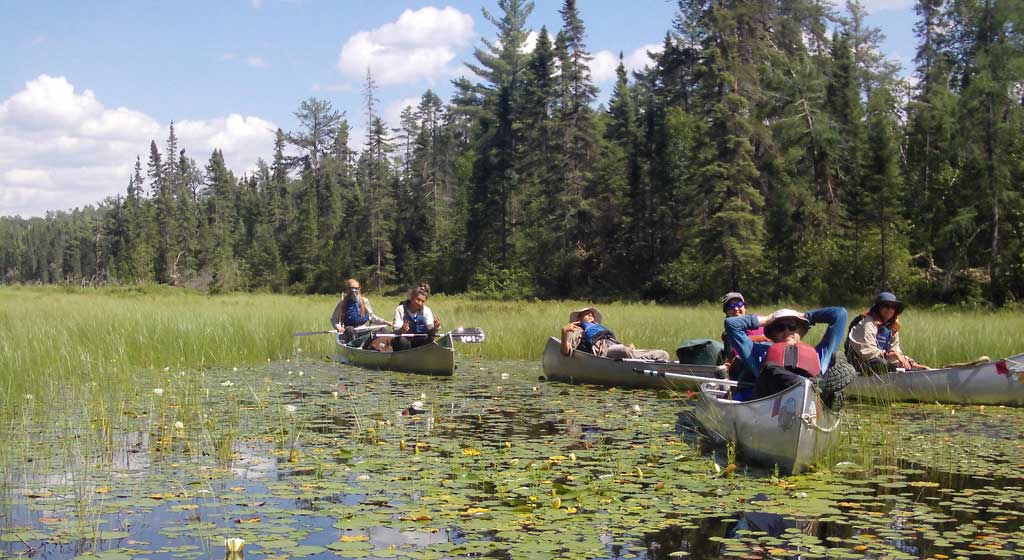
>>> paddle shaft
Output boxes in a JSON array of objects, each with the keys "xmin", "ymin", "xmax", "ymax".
[
  {"xmin": 293, "ymin": 324, "xmax": 388, "ymax": 337},
  {"xmin": 633, "ymin": 367, "xmax": 741, "ymax": 387}
]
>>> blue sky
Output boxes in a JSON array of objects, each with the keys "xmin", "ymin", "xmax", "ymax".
[{"xmin": 0, "ymin": 0, "xmax": 916, "ymax": 217}]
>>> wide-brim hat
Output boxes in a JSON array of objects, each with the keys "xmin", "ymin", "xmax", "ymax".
[
  {"xmin": 871, "ymin": 291, "xmax": 904, "ymax": 314},
  {"xmin": 764, "ymin": 308, "xmax": 810, "ymax": 337},
  {"xmin": 569, "ymin": 306, "xmax": 602, "ymax": 324},
  {"xmin": 721, "ymin": 291, "xmax": 745, "ymax": 311}
]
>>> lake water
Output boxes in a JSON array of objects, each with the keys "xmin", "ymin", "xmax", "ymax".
[{"xmin": 2, "ymin": 355, "xmax": 1023, "ymax": 559}]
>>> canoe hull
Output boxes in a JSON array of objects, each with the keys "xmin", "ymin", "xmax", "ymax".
[
  {"xmin": 334, "ymin": 335, "xmax": 455, "ymax": 376},
  {"xmin": 694, "ymin": 379, "xmax": 839, "ymax": 474},
  {"xmin": 846, "ymin": 353, "xmax": 1024, "ymax": 405},
  {"xmin": 541, "ymin": 337, "xmax": 723, "ymax": 390}
]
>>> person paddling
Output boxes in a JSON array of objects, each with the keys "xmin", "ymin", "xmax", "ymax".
[
  {"xmin": 331, "ymin": 278, "xmax": 383, "ymax": 344},
  {"xmin": 560, "ymin": 307, "xmax": 670, "ymax": 362},
  {"xmin": 392, "ymin": 287, "xmax": 440, "ymax": 351},
  {"xmin": 724, "ymin": 306, "xmax": 848, "ymax": 401},
  {"xmin": 846, "ymin": 291, "xmax": 929, "ymax": 373}
]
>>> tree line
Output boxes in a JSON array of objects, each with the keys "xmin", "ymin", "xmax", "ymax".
[{"xmin": 1, "ymin": 0, "xmax": 1022, "ymax": 305}]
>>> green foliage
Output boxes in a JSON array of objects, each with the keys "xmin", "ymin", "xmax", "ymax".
[
  {"xmin": 467, "ymin": 263, "xmax": 538, "ymax": 300},
  {"xmin": 1, "ymin": 0, "xmax": 1022, "ymax": 307}
]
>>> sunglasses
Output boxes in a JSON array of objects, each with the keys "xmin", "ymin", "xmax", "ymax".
[
  {"xmin": 773, "ymin": 322, "xmax": 801, "ymax": 332},
  {"xmin": 725, "ymin": 301, "xmax": 745, "ymax": 310}
]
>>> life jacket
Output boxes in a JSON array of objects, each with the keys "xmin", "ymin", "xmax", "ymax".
[
  {"xmin": 343, "ymin": 297, "xmax": 369, "ymax": 327},
  {"xmin": 403, "ymin": 307, "xmax": 429, "ymax": 335},
  {"xmin": 762, "ymin": 342, "xmax": 821, "ymax": 378},
  {"xmin": 579, "ymin": 321, "xmax": 615, "ymax": 354},
  {"xmin": 875, "ymin": 324, "xmax": 895, "ymax": 351}
]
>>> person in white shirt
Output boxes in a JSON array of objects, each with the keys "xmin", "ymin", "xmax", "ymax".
[{"xmin": 392, "ymin": 287, "xmax": 440, "ymax": 351}]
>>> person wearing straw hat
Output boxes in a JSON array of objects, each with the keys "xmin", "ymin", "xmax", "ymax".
[
  {"xmin": 560, "ymin": 307, "xmax": 670, "ymax": 362},
  {"xmin": 846, "ymin": 291, "xmax": 929, "ymax": 373},
  {"xmin": 724, "ymin": 306, "xmax": 848, "ymax": 401}
]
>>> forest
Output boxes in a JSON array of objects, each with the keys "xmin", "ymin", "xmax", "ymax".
[{"xmin": 1, "ymin": 0, "xmax": 1021, "ymax": 306}]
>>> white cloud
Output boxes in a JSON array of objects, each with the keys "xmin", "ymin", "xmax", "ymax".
[
  {"xmin": 337, "ymin": 6, "xmax": 475, "ymax": 86},
  {"xmin": 589, "ymin": 44, "xmax": 662, "ymax": 83},
  {"xmin": 383, "ymin": 97, "xmax": 422, "ymax": 128},
  {"xmin": 246, "ymin": 56, "xmax": 267, "ymax": 68},
  {"xmin": 0, "ymin": 75, "xmax": 277, "ymax": 217}
]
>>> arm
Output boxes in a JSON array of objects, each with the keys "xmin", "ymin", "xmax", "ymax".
[
  {"xmin": 423, "ymin": 306, "xmax": 439, "ymax": 334},
  {"xmin": 393, "ymin": 305, "xmax": 405, "ymax": 331},
  {"xmin": 806, "ymin": 307, "xmax": 848, "ymax": 369},
  {"xmin": 847, "ymin": 318, "xmax": 885, "ymax": 362},
  {"xmin": 724, "ymin": 314, "xmax": 767, "ymax": 377},
  {"xmin": 330, "ymin": 300, "xmax": 345, "ymax": 331},
  {"xmin": 561, "ymin": 322, "xmax": 581, "ymax": 356}
]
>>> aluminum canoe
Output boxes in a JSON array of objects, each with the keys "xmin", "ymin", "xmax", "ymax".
[
  {"xmin": 541, "ymin": 337, "xmax": 724, "ymax": 389},
  {"xmin": 334, "ymin": 334, "xmax": 455, "ymax": 376},
  {"xmin": 846, "ymin": 353, "xmax": 1024, "ymax": 405},
  {"xmin": 693, "ymin": 378, "xmax": 840, "ymax": 475}
]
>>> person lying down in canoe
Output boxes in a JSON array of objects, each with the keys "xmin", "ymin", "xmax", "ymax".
[
  {"xmin": 846, "ymin": 291, "xmax": 930, "ymax": 373},
  {"xmin": 724, "ymin": 306, "xmax": 848, "ymax": 401},
  {"xmin": 560, "ymin": 307, "xmax": 670, "ymax": 362}
]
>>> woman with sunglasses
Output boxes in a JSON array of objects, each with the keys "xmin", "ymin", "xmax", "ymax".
[
  {"xmin": 724, "ymin": 306, "xmax": 848, "ymax": 401},
  {"xmin": 846, "ymin": 292, "xmax": 929, "ymax": 373},
  {"xmin": 331, "ymin": 278, "xmax": 384, "ymax": 344},
  {"xmin": 719, "ymin": 292, "xmax": 769, "ymax": 376}
]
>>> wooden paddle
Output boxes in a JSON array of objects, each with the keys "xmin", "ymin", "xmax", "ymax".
[{"xmin": 940, "ymin": 356, "xmax": 991, "ymax": 368}]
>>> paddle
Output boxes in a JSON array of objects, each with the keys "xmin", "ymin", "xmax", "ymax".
[
  {"xmin": 633, "ymin": 367, "xmax": 741, "ymax": 387},
  {"xmin": 373, "ymin": 327, "xmax": 486, "ymax": 343},
  {"xmin": 292, "ymin": 324, "xmax": 389, "ymax": 337}
]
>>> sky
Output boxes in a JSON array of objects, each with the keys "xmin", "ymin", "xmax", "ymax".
[{"xmin": 0, "ymin": 0, "xmax": 917, "ymax": 218}]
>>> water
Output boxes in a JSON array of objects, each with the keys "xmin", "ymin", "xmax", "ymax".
[{"xmin": 1, "ymin": 356, "xmax": 1023, "ymax": 559}]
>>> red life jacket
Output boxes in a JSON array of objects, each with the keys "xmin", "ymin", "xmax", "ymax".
[{"xmin": 763, "ymin": 342, "xmax": 821, "ymax": 378}]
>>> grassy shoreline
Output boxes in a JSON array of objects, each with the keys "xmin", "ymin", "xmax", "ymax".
[{"xmin": 3, "ymin": 285, "xmax": 1022, "ymax": 408}]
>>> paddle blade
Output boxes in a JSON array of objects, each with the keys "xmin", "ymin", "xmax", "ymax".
[
  {"xmin": 293, "ymin": 330, "xmax": 338, "ymax": 337},
  {"xmin": 448, "ymin": 327, "xmax": 485, "ymax": 343}
]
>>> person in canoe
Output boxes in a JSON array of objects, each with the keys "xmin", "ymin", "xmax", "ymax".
[
  {"xmin": 392, "ymin": 286, "xmax": 441, "ymax": 351},
  {"xmin": 846, "ymin": 291, "xmax": 930, "ymax": 373},
  {"xmin": 719, "ymin": 292, "xmax": 770, "ymax": 376},
  {"xmin": 560, "ymin": 307, "xmax": 670, "ymax": 362},
  {"xmin": 724, "ymin": 306, "xmax": 848, "ymax": 401},
  {"xmin": 331, "ymin": 278, "xmax": 384, "ymax": 344}
]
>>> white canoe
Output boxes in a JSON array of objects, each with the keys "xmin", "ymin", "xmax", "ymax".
[
  {"xmin": 846, "ymin": 353, "xmax": 1024, "ymax": 405},
  {"xmin": 541, "ymin": 337, "xmax": 725, "ymax": 390},
  {"xmin": 693, "ymin": 378, "xmax": 840, "ymax": 474},
  {"xmin": 334, "ymin": 334, "xmax": 455, "ymax": 376}
]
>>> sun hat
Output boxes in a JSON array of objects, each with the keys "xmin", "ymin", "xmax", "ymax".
[
  {"xmin": 871, "ymin": 291, "xmax": 904, "ymax": 314},
  {"xmin": 569, "ymin": 307, "xmax": 602, "ymax": 324},
  {"xmin": 721, "ymin": 292, "xmax": 745, "ymax": 311},
  {"xmin": 764, "ymin": 308, "xmax": 810, "ymax": 337}
]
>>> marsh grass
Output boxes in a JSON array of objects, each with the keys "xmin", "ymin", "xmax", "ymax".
[{"xmin": 3, "ymin": 285, "xmax": 1023, "ymax": 414}]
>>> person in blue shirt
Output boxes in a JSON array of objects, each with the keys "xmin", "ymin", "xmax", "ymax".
[{"xmin": 724, "ymin": 307, "xmax": 848, "ymax": 401}]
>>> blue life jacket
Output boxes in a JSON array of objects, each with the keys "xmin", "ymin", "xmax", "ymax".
[
  {"xmin": 343, "ymin": 298, "xmax": 369, "ymax": 327},
  {"xmin": 875, "ymin": 324, "xmax": 894, "ymax": 351},
  {"xmin": 404, "ymin": 308, "xmax": 429, "ymax": 335},
  {"xmin": 579, "ymin": 321, "xmax": 615, "ymax": 354}
]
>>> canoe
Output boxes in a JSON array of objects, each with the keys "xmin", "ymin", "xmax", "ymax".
[
  {"xmin": 541, "ymin": 337, "xmax": 725, "ymax": 389},
  {"xmin": 693, "ymin": 378, "xmax": 840, "ymax": 474},
  {"xmin": 846, "ymin": 353, "xmax": 1024, "ymax": 405},
  {"xmin": 334, "ymin": 334, "xmax": 455, "ymax": 376}
]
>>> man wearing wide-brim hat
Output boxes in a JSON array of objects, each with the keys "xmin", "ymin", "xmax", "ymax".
[{"xmin": 560, "ymin": 306, "xmax": 670, "ymax": 362}]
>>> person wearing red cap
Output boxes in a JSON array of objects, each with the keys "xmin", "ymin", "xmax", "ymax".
[{"xmin": 560, "ymin": 306, "xmax": 670, "ymax": 362}]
